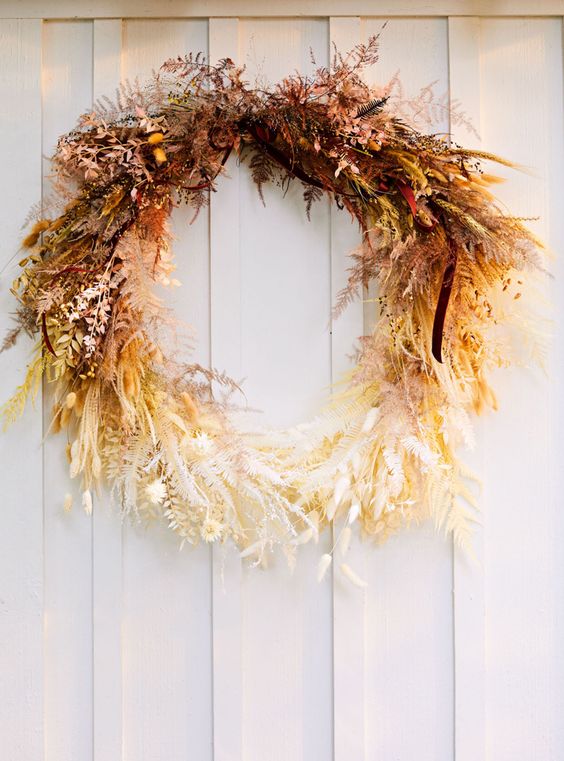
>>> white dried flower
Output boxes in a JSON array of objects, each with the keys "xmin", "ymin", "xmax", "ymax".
[
  {"xmin": 347, "ymin": 502, "xmax": 361, "ymax": 524},
  {"xmin": 333, "ymin": 475, "xmax": 350, "ymax": 508},
  {"xmin": 338, "ymin": 526, "xmax": 352, "ymax": 558},
  {"xmin": 201, "ymin": 518, "xmax": 223, "ymax": 543},
  {"xmin": 325, "ymin": 498, "xmax": 338, "ymax": 522},
  {"xmin": 340, "ymin": 562, "xmax": 367, "ymax": 589},
  {"xmin": 82, "ymin": 490, "xmax": 93, "ymax": 516},
  {"xmin": 192, "ymin": 431, "xmax": 212, "ymax": 454},
  {"xmin": 307, "ymin": 510, "xmax": 320, "ymax": 544},
  {"xmin": 63, "ymin": 493, "xmax": 73, "ymax": 513},
  {"xmin": 145, "ymin": 478, "xmax": 167, "ymax": 506}
]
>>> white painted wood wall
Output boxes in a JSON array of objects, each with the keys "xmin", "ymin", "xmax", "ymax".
[{"xmin": 1, "ymin": 3, "xmax": 564, "ymax": 760}]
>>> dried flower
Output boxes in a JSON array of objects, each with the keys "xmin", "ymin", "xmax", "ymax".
[
  {"xmin": 317, "ymin": 553, "xmax": 332, "ymax": 582},
  {"xmin": 340, "ymin": 563, "xmax": 367, "ymax": 589},
  {"xmin": 152, "ymin": 146, "xmax": 167, "ymax": 165},
  {"xmin": 338, "ymin": 526, "xmax": 352, "ymax": 557},
  {"xmin": 333, "ymin": 475, "xmax": 350, "ymax": 508},
  {"xmin": 22, "ymin": 219, "xmax": 51, "ymax": 248},
  {"xmin": 347, "ymin": 502, "xmax": 361, "ymax": 525},
  {"xmin": 145, "ymin": 478, "xmax": 167, "ymax": 506},
  {"xmin": 192, "ymin": 431, "xmax": 212, "ymax": 454},
  {"xmin": 82, "ymin": 490, "xmax": 93, "ymax": 516},
  {"xmin": 201, "ymin": 518, "xmax": 223, "ymax": 543},
  {"xmin": 181, "ymin": 392, "xmax": 199, "ymax": 422}
]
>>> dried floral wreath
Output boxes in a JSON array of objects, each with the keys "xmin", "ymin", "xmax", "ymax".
[{"xmin": 1, "ymin": 38, "xmax": 544, "ymax": 580}]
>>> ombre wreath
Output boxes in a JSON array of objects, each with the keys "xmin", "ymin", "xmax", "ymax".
[{"xmin": 1, "ymin": 38, "xmax": 544, "ymax": 580}]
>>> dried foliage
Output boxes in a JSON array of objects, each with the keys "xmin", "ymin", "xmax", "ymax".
[{"xmin": 1, "ymin": 37, "xmax": 545, "ymax": 578}]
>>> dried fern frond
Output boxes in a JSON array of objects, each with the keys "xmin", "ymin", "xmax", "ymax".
[{"xmin": 356, "ymin": 96, "xmax": 389, "ymax": 118}]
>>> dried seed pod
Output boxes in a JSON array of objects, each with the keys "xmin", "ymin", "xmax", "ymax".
[
  {"xmin": 181, "ymin": 392, "xmax": 199, "ymax": 423},
  {"xmin": 22, "ymin": 219, "xmax": 51, "ymax": 248}
]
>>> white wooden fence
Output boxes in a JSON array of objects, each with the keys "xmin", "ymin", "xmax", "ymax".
[{"xmin": 1, "ymin": 4, "xmax": 563, "ymax": 760}]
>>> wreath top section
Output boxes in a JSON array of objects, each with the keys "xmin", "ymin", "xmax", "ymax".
[{"xmin": 20, "ymin": 36, "xmax": 531, "ymax": 366}]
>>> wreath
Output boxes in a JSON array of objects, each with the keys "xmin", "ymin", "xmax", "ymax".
[{"xmin": 1, "ymin": 38, "xmax": 543, "ymax": 581}]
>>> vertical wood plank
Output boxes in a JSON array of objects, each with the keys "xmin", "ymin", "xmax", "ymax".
[
  {"xmin": 328, "ymin": 18, "xmax": 368, "ymax": 761},
  {"xmin": 478, "ymin": 18, "xmax": 564, "ymax": 760},
  {"xmin": 448, "ymin": 17, "xmax": 486, "ymax": 761},
  {"xmin": 329, "ymin": 17, "xmax": 366, "ymax": 383},
  {"xmin": 0, "ymin": 18, "xmax": 44, "ymax": 761},
  {"xmin": 120, "ymin": 19, "xmax": 213, "ymax": 761},
  {"xmin": 237, "ymin": 17, "xmax": 332, "ymax": 426},
  {"xmin": 208, "ymin": 17, "xmax": 245, "ymax": 761},
  {"xmin": 235, "ymin": 17, "xmax": 333, "ymax": 761},
  {"xmin": 92, "ymin": 20, "xmax": 124, "ymax": 761},
  {"xmin": 210, "ymin": 18, "xmax": 242, "ymax": 383},
  {"xmin": 42, "ymin": 19, "xmax": 94, "ymax": 761},
  {"xmin": 360, "ymin": 18, "xmax": 455, "ymax": 761}
]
